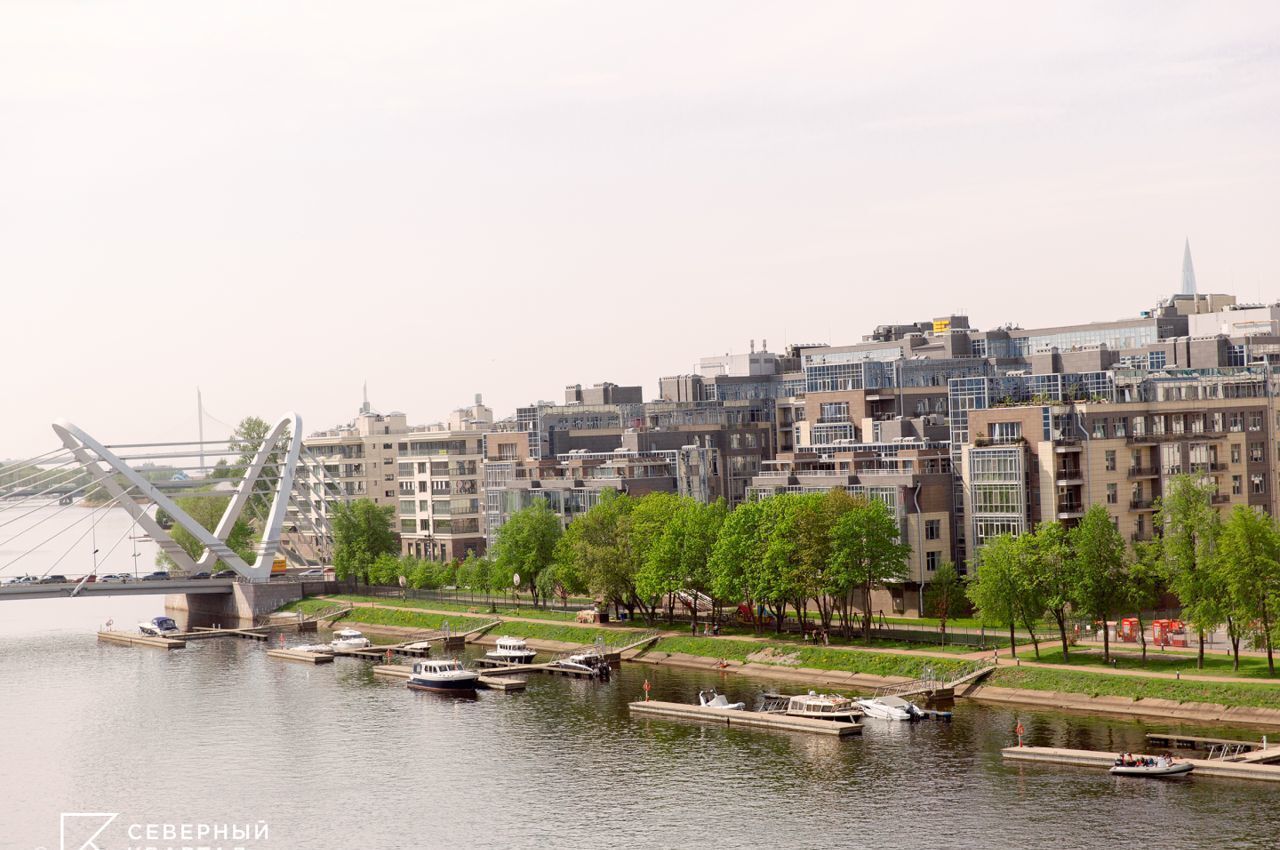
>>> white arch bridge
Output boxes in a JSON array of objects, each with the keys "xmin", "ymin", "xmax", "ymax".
[{"xmin": 0, "ymin": 413, "xmax": 341, "ymax": 602}]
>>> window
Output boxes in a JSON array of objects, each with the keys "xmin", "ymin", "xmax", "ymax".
[
  {"xmin": 1232, "ymin": 444, "xmax": 1241, "ymax": 464},
  {"xmin": 926, "ymin": 551, "xmax": 941, "ymax": 572},
  {"xmin": 991, "ymin": 422, "xmax": 1023, "ymax": 443},
  {"xmin": 1230, "ymin": 412, "xmax": 1243, "ymax": 432},
  {"xmin": 1232, "ymin": 475, "xmax": 1243, "ymax": 495},
  {"xmin": 1092, "ymin": 419, "xmax": 1106, "ymax": 439},
  {"xmin": 1106, "ymin": 483, "xmax": 1117, "ymax": 504},
  {"xmin": 1253, "ymin": 474, "xmax": 1267, "ymax": 495},
  {"xmin": 1250, "ymin": 412, "xmax": 1264, "ymax": 431},
  {"xmin": 925, "ymin": 519, "xmax": 941, "ymax": 541},
  {"xmin": 1250, "ymin": 443, "xmax": 1264, "ymax": 464},
  {"xmin": 1104, "ymin": 450, "xmax": 1116, "ymax": 472}
]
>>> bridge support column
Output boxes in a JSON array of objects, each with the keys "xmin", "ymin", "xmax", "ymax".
[{"xmin": 166, "ymin": 583, "xmax": 306, "ymax": 627}]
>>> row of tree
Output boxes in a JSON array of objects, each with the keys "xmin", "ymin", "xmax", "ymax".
[
  {"xmin": 968, "ymin": 474, "xmax": 1280, "ymax": 674},
  {"xmin": 334, "ymin": 488, "xmax": 920, "ymax": 641}
]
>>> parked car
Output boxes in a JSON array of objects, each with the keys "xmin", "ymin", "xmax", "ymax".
[
  {"xmin": 2, "ymin": 575, "xmax": 35, "ymax": 586},
  {"xmin": 38, "ymin": 574, "xmax": 69, "ymax": 584},
  {"xmin": 298, "ymin": 568, "xmax": 325, "ymax": 578},
  {"xmin": 98, "ymin": 573, "xmax": 131, "ymax": 583},
  {"xmin": 211, "ymin": 569, "xmax": 236, "ymax": 579},
  {"xmin": 190, "ymin": 571, "xmax": 211, "ymax": 580},
  {"xmin": 141, "ymin": 571, "xmax": 171, "ymax": 581}
]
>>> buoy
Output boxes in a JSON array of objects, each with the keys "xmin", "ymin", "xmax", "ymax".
[{"xmin": 643, "ymin": 678, "xmax": 651, "ymax": 701}]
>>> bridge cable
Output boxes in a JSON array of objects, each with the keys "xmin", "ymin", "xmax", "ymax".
[
  {"xmin": 0, "ymin": 466, "xmax": 105, "ymax": 532},
  {"xmin": 0, "ymin": 485, "xmax": 137, "ymax": 577},
  {"xmin": 0, "ymin": 446, "xmax": 75, "ymax": 478}
]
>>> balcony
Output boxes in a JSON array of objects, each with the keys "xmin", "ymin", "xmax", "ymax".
[
  {"xmin": 1190, "ymin": 462, "xmax": 1227, "ymax": 473},
  {"xmin": 1126, "ymin": 433, "xmax": 1157, "ymax": 445},
  {"xmin": 1131, "ymin": 530, "xmax": 1153, "ymax": 542},
  {"xmin": 1056, "ymin": 502, "xmax": 1085, "ymax": 519},
  {"xmin": 1129, "ymin": 498, "xmax": 1156, "ymax": 511},
  {"xmin": 1211, "ymin": 494, "xmax": 1231, "ymax": 505},
  {"xmin": 1127, "ymin": 466, "xmax": 1159, "ymax": 479}
]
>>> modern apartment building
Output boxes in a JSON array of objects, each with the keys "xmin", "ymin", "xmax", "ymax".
[
  {"xmin": 395, "ymin": 399, "xmax": 493, "ymax": 562},
  {"xmin": 291, "ymin": 406, "xmax": 410, "ymax": 561}
]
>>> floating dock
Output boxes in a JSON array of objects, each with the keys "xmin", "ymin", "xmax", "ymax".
[
  {"xmin": 267, "ymin": 648, "xmax": 335, "ymax": 664},
  {"xmin": 629, "ymin": 700, "xmax": 862, "ymax": 737},
  {"xmin": 478, "ymin": 660, "xmax": 602, "ymax": 680},
  {"xmin": 97, "ymin": 630, "xmax": 185, "ymax": 650},
  {"xmin": 372, "ymin": 664, "xmax": 526, "ymax": 692},
  {"xmin": 1001, "ymin": 745, "xmax": 1280, "ymax": 783}
]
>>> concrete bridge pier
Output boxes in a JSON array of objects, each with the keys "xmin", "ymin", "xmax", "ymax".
[{"xmin": 166, "ymin": 582, "xmax": 308, "ymax": 628}]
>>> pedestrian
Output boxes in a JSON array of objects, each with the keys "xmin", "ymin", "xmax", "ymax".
[{"xmin": 992, "ymin": 647, "xmax": 999, "ymax": 665}]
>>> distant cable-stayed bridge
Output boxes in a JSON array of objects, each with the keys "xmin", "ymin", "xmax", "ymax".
[{"xmin": 0, "ymin": 413, "xmax": 343, "ymax": 603}]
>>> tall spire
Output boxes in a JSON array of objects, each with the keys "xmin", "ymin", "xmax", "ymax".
[
  {"xmin": 1181, "ymin": 238, "xmax": 1197, "ymax": 296},
  {"xmin": 360, "ymin": 381, "xmax": 370, "ymax": 414}
]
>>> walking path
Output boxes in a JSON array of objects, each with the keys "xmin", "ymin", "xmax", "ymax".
[{"xmin": 316, "ymin": 595, "xmax": 1280, "ymax": 687}]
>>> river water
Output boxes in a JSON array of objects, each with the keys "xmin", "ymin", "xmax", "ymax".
[{"xmin": 2, "ymin": 507, "xmax": 1278, "ymax": 849}]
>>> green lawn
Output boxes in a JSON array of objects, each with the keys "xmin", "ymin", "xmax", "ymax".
[
  {"xmin": 1022, "ymin": 645, "xmax": 1280, "ymax": 681},
  {"xmin": 328, "ymin": 593, "xmax": 583, "ymax": 623},
  {"xmin": 989, "ymin": 666, "xmax": 1280, "ymax": 710},
  {"xmin": 280, "ymin": 598, "xmax": 489, "ymax": 634},
  {"xmin": 650, "ymin": 635, "xmax": 974, "ymax": 680}
]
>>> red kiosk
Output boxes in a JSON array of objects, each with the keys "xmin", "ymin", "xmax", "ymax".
[{"xmin": 1152, "ymin": 618, "xmax": 1188, "ymax": 647}]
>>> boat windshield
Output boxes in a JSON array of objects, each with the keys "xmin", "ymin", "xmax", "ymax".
[{"xmin": 154, "ymin": 618, "xmax": 177, "ymax": 630}]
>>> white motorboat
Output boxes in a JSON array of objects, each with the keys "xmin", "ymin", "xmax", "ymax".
[
  {"xmin": 1110, "ymin": 756, "xmax": 1194, "ymax": 778},
  {"xmin": 137, "ymin": 616, "xmax": 179, "ymax": 636},
  {"xmin": 552, "ymin": 652, "xmax": 610, "ymax": 678},
  {"xmin": 485, "ymin": 636, "xmax": 537, "ymax": 664},
  {"xmin": 856, "ymin": 695, "xmax": 922, "ymax": 721},
  {"xmin": 292, "ymin": 643, "xmax": 335, "ymax": 654},
  {"xmin": 330, "ymin": 628, "xmax": 371, "ymax": 649},
  {"xmin": 783, "ymin": 692, "xmax": 863, "ymax": 723},
  {"xmin": 406, "ymin": 658, "xmax": 480, "ymax": 694},
  {"xmin": 698, "ymin": 689, "xmax": 746, "ymax": 711}
]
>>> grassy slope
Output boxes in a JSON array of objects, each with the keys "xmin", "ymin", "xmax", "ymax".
[
  {"xmin": 989, "ymin": 667, "xmax": 1280, "ymax": 710},
  {"xmin": 1024, "ymin": 645, "xmax": 1280, "ymax": 681}
]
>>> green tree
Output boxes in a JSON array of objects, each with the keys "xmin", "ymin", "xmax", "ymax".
[
  {"xmin": 1029, "ymin": 522, "xmax": 1074, "ymax": 660},
  {"xmin": 638, "ymin": 497, "xmax": 728, "ymax": 632},
  {"xmin": 331, "ymin": 499, "xmax": 399, "ymax": 584},
  {"xmin": 491, "ymin": 501, "xmax": 563, "ymax": 606},
  {"xmin": 923, "ymin": 561, "xmax": 965, "ymax": 644},
  {"xmin": 1126, "ymin": 541, "xmax": 1165, "ymax": 663},
  {"xmin": 708, "ymin": 498, "xmax": 773, "ymax": 633},
  {"xmin": 228, "ymin": 416, "xmax": 276, "ymax": 522},
  {"xmin": 1155, "ymin": 474, "xmax": 1223, "ymax": 669},
  {"xmin": 156, "ymin": 494, "xmax": 255, "ymax": 573},
  {"xmin": 1068, "ymin": 505, "xmax": 1128, "ymax": 664},
  {"xmin": 1219, "ymin": 505, "xmax": 1280, "ymax": 676},
  {"xmin": 967, "ymin": 534, "xmax": 1023, "ymax": 657},
  {"xmin": 829, "ymin": 498, "xmax": 911, "ymax": 644}
]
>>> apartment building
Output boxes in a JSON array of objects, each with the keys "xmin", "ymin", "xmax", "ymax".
[
  {"xmin": 291, "ymin": 407, "xmax": 410, "ymax": 560},
  {"xmin": 395, "ymin": 398, "xmax": 493, "ymax": 562},
  {"xmin": 959, "ymin": 368, "xmax": 1278, "ymax": 553},
  {"xmin": 747, "ymin": 443, "xmax": 954, "ymax": 615}
]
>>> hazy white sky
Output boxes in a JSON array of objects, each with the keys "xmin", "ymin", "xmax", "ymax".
[{"xmin": 3, "ymin": 1, "xmax": 1278, "ymax": 457}]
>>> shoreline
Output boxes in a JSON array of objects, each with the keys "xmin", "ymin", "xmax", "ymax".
[{"xmin": 340, "ymin": 618, "xmax": 1280, "ymax": 730}]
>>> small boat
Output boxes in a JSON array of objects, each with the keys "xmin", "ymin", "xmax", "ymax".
[
  {"xmin": 783, "ymin": 692, "xmax": 863, "ymax": 723},
  {"xmin": 1110, "ymin": 756, "xmax": 1194, "ymax": 778},
  {"xmin": 485, "ymin": 636, "xmax": 537, "ymax": 664},
  {"xmin": 292, "ymin": 644, "xmax": 335, "ymax": 654},
  {"xmin": 406, "ymin": 658, "xmax": 480, "ymax": 694},
  {"xmin": 552, "ymin": 652, "xmax": 611, "ymax": 678},
  {"xmin": 137, "ymin": 616, "xmax": 179, "ymax": 636},
  {"xmin": 698, "ymin": 689, "xmax": 746, "ymax": 711},
  {"xmin": 330, "ymin": 628, "xmax": 371, "ymax": 649},
  {"xmin": 856, "ymin": 696, "xmax": 922, "ymax": 721}
]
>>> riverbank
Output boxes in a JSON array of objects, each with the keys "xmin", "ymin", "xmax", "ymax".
[{"xmin": 282, "ymin": 597, "xmax": 1280, "ymax": 729}]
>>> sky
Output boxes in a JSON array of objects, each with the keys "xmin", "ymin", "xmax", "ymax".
[{"xmin": 2, "ymin": 1, "xmax": 1278, "ymax": 458}]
